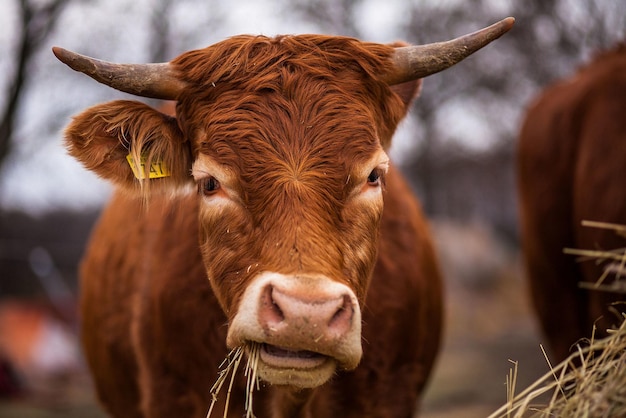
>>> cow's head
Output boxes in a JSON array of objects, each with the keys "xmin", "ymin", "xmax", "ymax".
[{"xmin": 56, "ymin": 18, "xmax": 513, "ymax": 388}]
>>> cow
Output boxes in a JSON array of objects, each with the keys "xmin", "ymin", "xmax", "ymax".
[
  {"xmin": 54, "ymin": 18, "xmax": 514, "ymax": 418},
  {"xmin": 518, "ymin": 42, "xmax": 626, "ymax": 363}
]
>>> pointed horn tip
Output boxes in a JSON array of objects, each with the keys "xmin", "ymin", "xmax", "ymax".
[
  {"xmin": 52, "ymin": 46, "xmax": 86, "ymax": 70},
  {"xmin": 497, "ymin": 16, "xmax": 516, "ymax": 33},
  {"xmin": 478, "ymin": 17, "xmax": 515, "ymax": 42},
  {"xmin": 52, "ymin": 46, "xmax": 69, "ymax": 62},
  {"xmin": 466, "ymin": 16, "xmax": 516, "ymax": 42}
]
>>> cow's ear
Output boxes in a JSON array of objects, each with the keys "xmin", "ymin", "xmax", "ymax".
[
  {"xmin": 390, "ymin": 79, "xmax": 423, "ymax": 112},
  {"xmin": 65, "ymin": 100, "xmax": 192, "ymax": 195}
]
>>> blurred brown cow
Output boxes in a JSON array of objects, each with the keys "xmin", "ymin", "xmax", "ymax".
[
  {"xmin": 518, "ymin": 43, "xmax": 626, "ymax": 362},
  {"xmin": 55, "ymin": 19, "xmax": 513, "ymax": 418}
]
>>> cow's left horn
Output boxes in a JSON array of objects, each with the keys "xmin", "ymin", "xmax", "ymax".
[
  {"xmin": 384, "ymin": 17, "xmax": 515, "ymax": 85},
  {"xmin": 52, "ymin": 47, "xmax": 186, "ymax": 100}
]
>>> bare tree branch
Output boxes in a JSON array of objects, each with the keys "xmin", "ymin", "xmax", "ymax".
[{"xmin": 0, "ymin": 0, "xmax": 71, "ymax": 172}]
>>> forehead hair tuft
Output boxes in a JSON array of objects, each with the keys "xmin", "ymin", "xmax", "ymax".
[{"xmin": 172, "ymin": 34, "xmax": 396, "ymax": 88}]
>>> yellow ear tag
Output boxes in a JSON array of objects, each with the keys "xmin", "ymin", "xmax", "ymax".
[{"xmin": 126, "ymin": 154, "xmax": 171, "ymax": 179}]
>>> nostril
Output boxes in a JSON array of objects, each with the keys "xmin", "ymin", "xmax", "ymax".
[
  {"xmin": 259, "ymin": 285, "xmax": 284, "ymax": 327},
  {"xmin": 327, "ymin": 295, "xmax": 353, "ymax": 334}
]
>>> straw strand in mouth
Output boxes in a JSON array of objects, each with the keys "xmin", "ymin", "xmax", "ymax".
[
  {"xmin": 206, "ymin": 343, "xmax": 261, "ymax": 418},
  {"xmin": 244, "ymin": 343, "xmax": 262, "ymax": 418},
  {"xmin": 206, "ymin": 347, "xmax": 243, "ymax": 418}
]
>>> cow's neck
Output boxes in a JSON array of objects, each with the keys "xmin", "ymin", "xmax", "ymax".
[{"xmin": 268, "ymin": 387, "xmax": 315, "ymax": 418}]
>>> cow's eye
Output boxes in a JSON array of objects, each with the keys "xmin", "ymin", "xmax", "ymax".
[
  {"xmin": 200, "ymin": 177, "xmax": 221, "ymax": 196},
  {"xmin": 367, "ymin": 169, "xmax": 383, "ymax": 187}
]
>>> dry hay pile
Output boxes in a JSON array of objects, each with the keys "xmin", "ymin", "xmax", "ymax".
[
  {"xmin": 489, "ymin": 317, "xmax": 626, "ymax": 417},
  {"xmin": 489, "ymin": 221, "xmax": 626, "ymax": 418}
]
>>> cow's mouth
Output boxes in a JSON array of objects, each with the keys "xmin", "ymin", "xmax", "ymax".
[{"xmin": 258, "ymin": 343, "xmax": 329, "ymax": 369}]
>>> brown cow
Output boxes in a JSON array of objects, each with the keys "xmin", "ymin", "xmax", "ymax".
[
  {"xmin": 518, "ymin": 43, "xmax": 626, "ymax": 363},
  {"xmin": 55, "ymin": 18, "xmax": 513, "ymax": 418}
]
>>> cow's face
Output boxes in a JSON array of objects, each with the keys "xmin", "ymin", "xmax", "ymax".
[
  {"xmin": 172, "ymin": 38, "xmax": 415, "ymax": 385},
  {"xmin": 58, "ymin": 20, "xmax": 514, "ymax": 389}
]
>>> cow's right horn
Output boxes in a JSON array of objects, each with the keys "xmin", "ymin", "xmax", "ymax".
[
  {"xmin": 384, "ymin": 17, "xmax": 515, "ymax": 85},
  {"xmin": 52, "ymin": 47, "xmax": 186, "ymax": 100}
]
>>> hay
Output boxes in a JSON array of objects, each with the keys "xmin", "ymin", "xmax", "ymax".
[
  {"xmin": 206, "ymin": 343, "xmax": 261, "ymax": 418},
  {"xmin": 564, "ymin": 220, "xmax": 626, "ymax": 293},
  {"xmin": 489, "ymin": 221, "xmax": 626, "ymax": 417},
  {"xmin": 489, "ymin": 317, "xmax": 626, "ymax": 417}
]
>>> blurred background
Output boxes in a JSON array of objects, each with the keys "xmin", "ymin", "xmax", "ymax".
[{"xmin": 0, "ymin": 0, "xmax": 624, "ymax": 417}]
